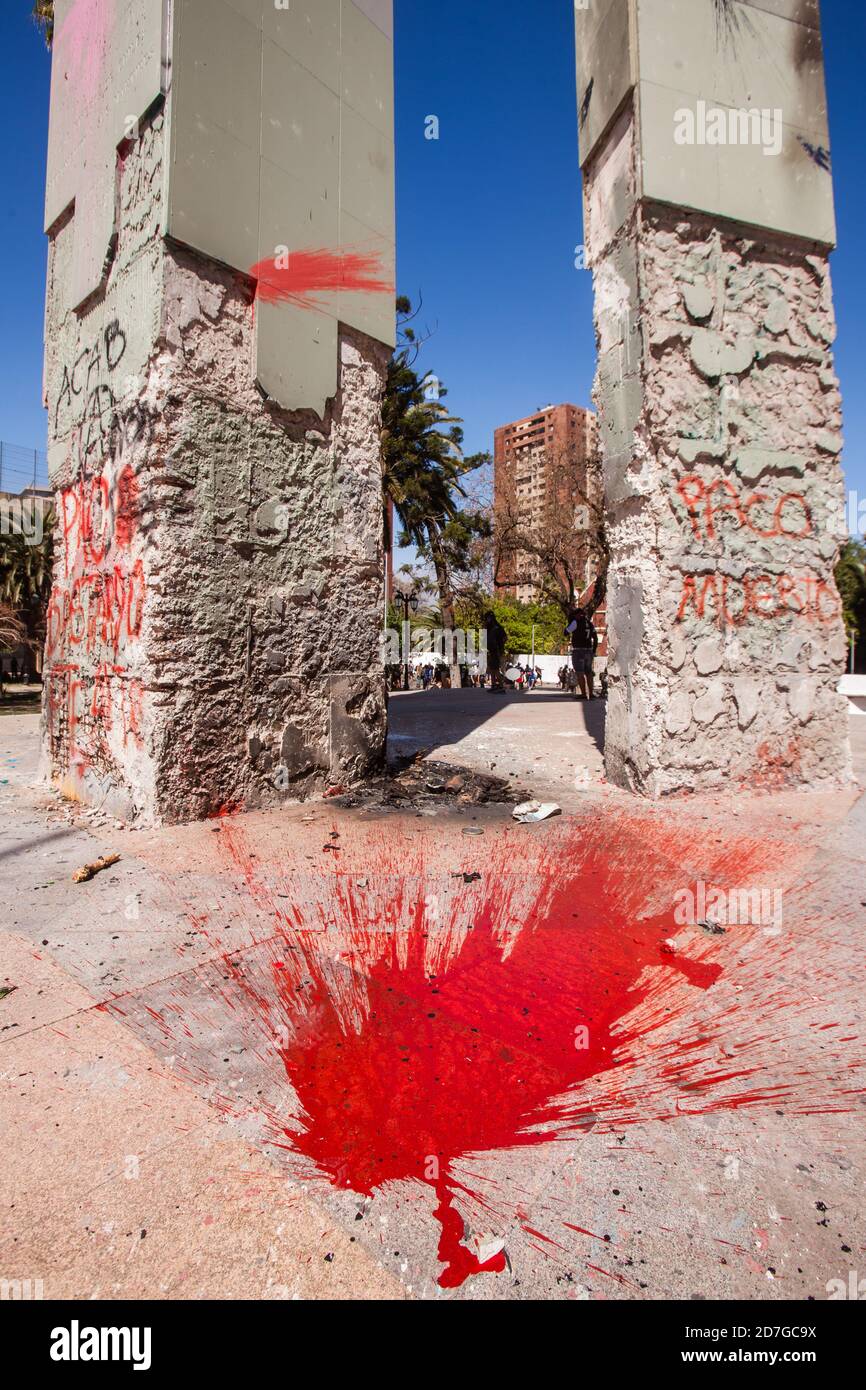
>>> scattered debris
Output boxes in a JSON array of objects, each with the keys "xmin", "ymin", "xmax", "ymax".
[
  {"xmin": 453, "ymin": 872, "xmax": 482, "ymax": 885},
  {"xmin": 0, "ymin": 986, "xmax": 17, "ymax": 1002},
  {"xmin": 72, "ymin": 853, "xmax": 121, "ymax": 883},
  {"xmin": 327, "ymin": 754, "xmax": 527, "ymax": 813},
  {"xmin": 512, "ymin": 801, "xmax": 562, "ymax": 824}
]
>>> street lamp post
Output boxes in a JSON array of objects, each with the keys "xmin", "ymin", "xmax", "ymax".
[{"xmin": 396, "ymin": 591, "xmax": 419, "ymax": 691}]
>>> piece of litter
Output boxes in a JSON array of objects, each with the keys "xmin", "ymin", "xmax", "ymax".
[
  {"xmin": 72, "ymin": 853, "xmax": 121, "ymax": 883},
  {"xmin": 0, "ymin": 986, "xmax": 17, "ymax": 1002},
  {"xmin": 473, "ymin": 1236, "xmax": 506, "ymax": 1264},
  {"xmin": 513, "ymin": 801, "xmax": 562, "ymax": 824}
]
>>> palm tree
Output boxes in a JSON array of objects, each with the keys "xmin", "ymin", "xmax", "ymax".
[
  {"xmin": 381, "ymin": 301, "xmax": 464, "ymax": 544},
  {"xmin": 0, "ymin": 515, "xmax": 55, "ymax": 682},
  {"xmin": 32, "ymin": 1, "xmax": 54, "ymax": 46},
  {"xmin": 381, "ymin": 299, "xmax": 474, "ymax": 683}
]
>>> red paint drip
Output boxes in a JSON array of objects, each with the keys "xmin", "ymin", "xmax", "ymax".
[
  {"xmin": 434, "ymin": 1180, "xmax": 507, "ymax": 1288},
  {"xmin": 249, "ymin": 248, "xmax": 394, "ymax": 311}
]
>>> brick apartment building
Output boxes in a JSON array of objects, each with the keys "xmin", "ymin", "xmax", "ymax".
[{"xmin": 493, "ymin": 402, "xmax": 607, "ymax": 659}]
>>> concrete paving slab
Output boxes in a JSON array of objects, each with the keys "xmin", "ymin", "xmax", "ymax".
[{"xmin": 1, "ymin": 709, "xmax": 865, "ymax": 1300}]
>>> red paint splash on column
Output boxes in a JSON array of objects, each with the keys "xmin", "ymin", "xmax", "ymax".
[{"xmin": 249, "ymin": 248, "xmax": 394, "ymax": 311}]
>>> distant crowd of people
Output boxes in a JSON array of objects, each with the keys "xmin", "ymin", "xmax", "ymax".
[
  {"xmin": 0, "ymin": 659, "xmax": 29, "ymax": 685},
  {"xmin": 387, "ymin": 661, "xmax": 540, "ymax": 691},
  {"xmin": 386, "ymin": 592, "xmax": 604, "ymax": 699}
]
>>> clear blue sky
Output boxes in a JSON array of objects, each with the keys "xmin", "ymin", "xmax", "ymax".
[{"xmin": 1, "ymin": 0, "xmax": 863, "ymax": 509}]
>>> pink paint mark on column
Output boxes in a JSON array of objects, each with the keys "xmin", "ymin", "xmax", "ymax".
[
  {"xmin": 249, "ymin": 248, "xmax": 394, "ymax": 311},
  {"xmin": 55, "ymin": 0, "xmax": 112, "ymax": 106}
]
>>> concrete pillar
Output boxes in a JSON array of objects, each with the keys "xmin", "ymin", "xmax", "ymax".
[
  {"xmin": 575, "ymin": 0, "xmax": 851, "ymax": 795},
  {"xmin": 42, "ymin": 0, "xmax": 395, "ymax": 823}
]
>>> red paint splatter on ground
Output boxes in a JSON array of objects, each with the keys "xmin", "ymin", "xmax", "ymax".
[
  {"xmin": 249, "ymin": 248, "xmax": 394, "ymax": 311},
  {"xmin": 214, "ymin": 824, "xmax": 723, "ymax": 1286},
  {"xmin": 109, "ymin": 809, "xmax": 865, "ymax": 1290}
]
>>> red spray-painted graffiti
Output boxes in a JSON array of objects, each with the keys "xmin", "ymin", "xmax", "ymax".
[
  {"xmin": 676, "ymin": 474, "xmax": 813, "ymax": 545},
  {"xmin": 249, "ymin": 248, "xmax": 394, "ymax": 311},
  {"xmin": 45, "ymin": 304, "xmax": 154, "ymax": 796},
  {"xmin": 46, "ymin": 662, "xmax": 144, "ymax": 763},
  {"xmin": 676, "ymin": 570, "xmax": 841, "ymax": 628},
  {"xmin": 47, "ymin": 484, "xmax": 144, "ymax": 666},
  {"xmin": 46, "ymin": 450, "xmax": 145, "ymax": 781},
  {"xmin": 58, "ymin": 463, "xmax": 140, "ymax": 577}
]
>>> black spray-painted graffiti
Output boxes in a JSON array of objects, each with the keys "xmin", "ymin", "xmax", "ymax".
[
  {"xmin": 55, "ymin": 319, "xmax": 127, "ymax": 434},
  {"xmin": 54, "ymin": 319, "xmax": 155, "ymax": 472}
]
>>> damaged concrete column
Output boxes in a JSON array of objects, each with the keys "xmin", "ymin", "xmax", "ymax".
[
  {"xmin": 575, "ymin": 0, "xmax": 851, "ymax": 794},
  {"xmin": 42, "ymin": 0, "xmax": 395, "ymax": 823}
]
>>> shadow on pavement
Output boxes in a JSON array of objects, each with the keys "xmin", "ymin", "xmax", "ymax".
[{"xmin": 387, "ymin": 687, "xmax": 606, "ymax": 762}]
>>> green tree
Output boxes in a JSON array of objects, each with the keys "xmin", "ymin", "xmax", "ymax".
[
  {"xmin": 835, "ymin": 538, "xmax": 866, "ymax": 667},
  {"xmin": 413, "ymin": 506, "xmax": 491, "ymax": 627},
  {"xmin": 465, "ymin": 597, "xmax": 567, "ymax": 662}
]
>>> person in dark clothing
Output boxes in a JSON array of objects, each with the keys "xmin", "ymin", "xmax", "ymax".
[
  {"xmin": 483, "ymin": 611, "xmax": 507, "ymax": 691},
  {"xmin": 567, "ymin": 604, "xmax": 598, "ymax": 700}
]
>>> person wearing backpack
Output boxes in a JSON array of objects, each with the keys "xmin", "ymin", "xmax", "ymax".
[{"xmin": 566, "ymin": 604, "xmax": 598, "ymax": 700}]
